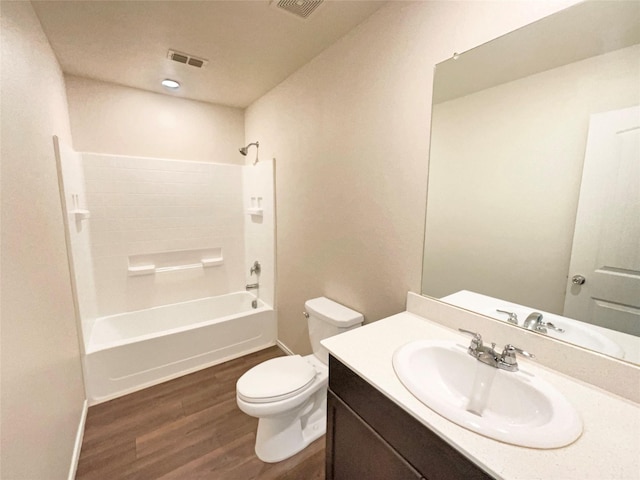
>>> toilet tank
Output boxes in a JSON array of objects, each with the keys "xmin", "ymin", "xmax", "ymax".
[{"xmin": 305, "ymin": 297, "xmax": 363, "ymax": 364}]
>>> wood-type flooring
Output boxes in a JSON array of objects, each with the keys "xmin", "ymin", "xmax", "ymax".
[{"xmin": 75, "ymin": 346, "xmax": 325, "ymax": 480}]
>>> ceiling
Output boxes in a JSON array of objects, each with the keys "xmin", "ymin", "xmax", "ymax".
[{"xmin": 32, "ymin": 0, "xmax": 387, "ymax": 108}]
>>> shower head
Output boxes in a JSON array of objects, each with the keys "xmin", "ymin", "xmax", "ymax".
[
  {"xmin": 239, "ymin": 141, "xmax": 260, "ymax": 165},
  {"xmin": 239, "ymin": 141, "xmax": 259, "ymax": 156}
]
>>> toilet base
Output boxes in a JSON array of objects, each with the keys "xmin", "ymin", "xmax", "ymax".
[{"xmin": 254, "ymin": 395, "xmax": 327, "ymax": 463}]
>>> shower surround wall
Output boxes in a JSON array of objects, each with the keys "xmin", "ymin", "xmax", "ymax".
[
  {"xmin": 82, "ymin": 153, "xmax": 246, "ymax": 320},
  {"xmin": 243, "ymin": 159, "xmax": 276, "ymax": 310},
  {"xmin": 55, "ymin": 139, "xmax": 98, "ymax": 348},
  {"xmin": 57, "ymin": 149, "xmax": 276, "ymax": 402}
]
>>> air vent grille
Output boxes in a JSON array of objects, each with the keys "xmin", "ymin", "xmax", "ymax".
[
  {"xmin": 167, "ymin": 50, "xmax": 208, "ymax": 69},
  {"xmin": 276, "ymin": 0, "xmax": 323, "ymax": 19}
]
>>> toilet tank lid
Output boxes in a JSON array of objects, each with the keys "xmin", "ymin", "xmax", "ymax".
[{"xmin": 305, "ymin": 297, "xmax": 363, "ymax": 327}]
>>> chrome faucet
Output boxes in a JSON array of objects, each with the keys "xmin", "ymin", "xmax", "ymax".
[
  {"xmin": 523, "ymin": 312, "xmax": 544, "ymax": 331},
  {"xmin": 459, "ymin": 329, "xmax": 534, "ymax": 372},
  {"xmin": 247, "ymin": 261, "xmax": 261, "ymax": 309},
  {"xmin": 459, "ymin": 329, "xmax": 499, "ymax": 367},
  {"xmin": 250, "ymin": 260, "xmax": 261, "ymax": 276},
  {"xmin": 523, "ymin": 312, "xmax": 564, "ymax": 334}
]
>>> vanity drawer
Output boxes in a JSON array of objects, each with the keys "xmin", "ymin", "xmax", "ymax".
[{"xmin": 328, "ymin": 355, "xmax": 494, "ymax": 480}]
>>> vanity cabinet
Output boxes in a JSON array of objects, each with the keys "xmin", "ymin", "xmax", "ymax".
[{"xmin": 326, "ymin": 355, "xmax": 494, "ymax": 480}]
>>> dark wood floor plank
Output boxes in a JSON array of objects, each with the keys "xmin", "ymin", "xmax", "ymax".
[
  {"xmin": 228, "ymin": 437, "xmax": 326, "ymax": 480},
  {"xmin": 81, "ymin": 398, "xmax": 185, "ymax": 452},
  {"xmin": 181, "ymin": 376, "xmax": 238, "ymax": 416},
  {"xmin": 132, "ymin": 400, "xmax": 254, "ymax": 476},
  {"xmin": 75, "ymin": 437, "xmax": 137, "ymax": 480},
  {"xmin": 277, "ymin": 447, "xmax": 326, "ymax": 480},
  {"xmin": 76, "ymin": 346, "xmax": 325, "ymax": 479},
  {"xmin": 154, "ymin": 431, "xmax": 258, "ymax": 480}
]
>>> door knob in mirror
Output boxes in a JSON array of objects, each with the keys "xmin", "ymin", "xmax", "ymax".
[{"xmin": 572, "ymin": 275, "xmax": 586, "ymax": 285}]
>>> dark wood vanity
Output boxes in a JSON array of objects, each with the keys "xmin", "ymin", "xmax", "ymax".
[{"xmin": 325, "ymin": 355, "xmax": 494, "ymax": 480}]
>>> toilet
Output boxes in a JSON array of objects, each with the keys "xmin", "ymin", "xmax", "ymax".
[{"xmin": 236, "ymin": 296, "xmax": 363, "ymax": 463}]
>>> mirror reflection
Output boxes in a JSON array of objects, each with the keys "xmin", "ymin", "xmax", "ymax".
[{"xmin": 422, "ymin": 1, "xmax": 640, "ymax": 365}]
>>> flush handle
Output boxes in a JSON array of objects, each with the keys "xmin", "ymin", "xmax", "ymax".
[
  {"xmin": 303, "ymin": 311, "xmax": 309, "ymax": 319},
  {"xmin": 572, "ymin": 275, "xmax": 586, "ymax": 285}
]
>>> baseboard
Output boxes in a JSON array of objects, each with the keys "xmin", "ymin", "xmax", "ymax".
[
  {"xmin": 68, "ymin": 399, "xmax": 88, "ymax": 480},
  {"xmin": 276, "ymin": 339, "xmax": 295, "ymax": 356}
]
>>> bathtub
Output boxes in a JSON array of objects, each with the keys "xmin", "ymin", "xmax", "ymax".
[{"xmin": 83, "ymin": 292, "xmax": 276, "ymax": 404}]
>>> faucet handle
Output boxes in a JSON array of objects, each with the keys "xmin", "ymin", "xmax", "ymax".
[
  {"xmin": 458, "ymin": 328, "xmax": 481, "ymax": 340},
  {"xmin": 250, "ymin": 260, "xmax": 261, "ymax": 276},
  {"xmin": 503, "ymin": 344, "xmax": 534, "ymax": 358},
  {"xmin": 499, "ymin": 344, "xmax": 534, "ymax": 372},
  {"xmin": 541, "ymin": 321, "xmax": 565, "ymax": 333},
  {"xmin": 458, "ymin": 328, "xmax": 483, "ymax": 349},
  {"xmin": 496, "ymin": 309, "xmax": 519, "ymax": 325}
]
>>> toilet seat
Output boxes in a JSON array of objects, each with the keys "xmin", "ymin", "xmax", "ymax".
[{"xmin": 237, "ymin": 355, "xmax": 317, "ymax": 404}]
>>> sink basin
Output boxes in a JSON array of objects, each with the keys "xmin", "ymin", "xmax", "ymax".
[
  {"xmin": 543, "ymin": 316, "xmax": 624, "ymax": 358},
  {"xmin": 393, "ymin": 340, "xmax": 582, "ymax": 448}
]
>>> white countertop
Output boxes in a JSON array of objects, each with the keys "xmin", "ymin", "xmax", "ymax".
[{"xmin": 321, "ymin": 311, "xmax": 640, "ymax": 480}]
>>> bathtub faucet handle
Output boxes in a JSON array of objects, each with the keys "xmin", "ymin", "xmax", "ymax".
[{"xmin": 250, "ymin": 261, "xmax": 261, "ymax": 276}]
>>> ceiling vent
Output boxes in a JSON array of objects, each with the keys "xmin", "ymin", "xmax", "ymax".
[
  {"xmin": 274, "ymin": 0, "xmax": 324, "ymax": 19},
  {"xmin": 167, "ymin": 50, "xmax": 208, "ymax": 69}
]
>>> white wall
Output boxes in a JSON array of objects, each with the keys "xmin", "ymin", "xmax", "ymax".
[
  {"xmin": 82, "ymin": 154, "xmax": 246, "ymax": 317},
  {"xmin": 423, "ymin": 45, "xmax": 640, "ymax": 313},
  {"xmin": 0, "ymin": 2, "xmax": 86, "ymax": 479},
  {"xmin": 65, "ymin": 75, "xmax": 245, "ymax": 164},
  {"xmin": 246, "ymin": 0, "xmax": 578, "ymax": 354}
]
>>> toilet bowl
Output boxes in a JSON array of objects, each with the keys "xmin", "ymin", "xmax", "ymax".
[
  {"xmin": 237, "ymin": 354, "xmax": 328, "ymax": 462},
  {"xmin": 236, "ymin": 297, "xmax": 363, "ymax": 463}
]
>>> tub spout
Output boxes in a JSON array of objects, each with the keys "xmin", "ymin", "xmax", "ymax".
[{"xmin": 246, "ymin": 283, "xmax": 259, "ymax": 290}]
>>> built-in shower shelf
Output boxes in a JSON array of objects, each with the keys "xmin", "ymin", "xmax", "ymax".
[
  {"xmin": 72, "ymin": 209, "xmax": 91, "ymax": 221},
  {"xmin": 127, "ymin": 248, "xmax": 223, "ymax": 277},
  {"xmin": 128, "ymin": 264, "xmax": 156, "ymax": 276},
  {"xmin": 201, "ymin": 257, "xmax": 224, "ymax": 267},
  {"xmin": 247, "ymin": 196, "xmax": 263, "ymax": 217}
]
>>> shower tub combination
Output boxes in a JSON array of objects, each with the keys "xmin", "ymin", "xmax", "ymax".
[{"xmin": 83, "ymin": 291, "xmax": 276, "ymax": 404}]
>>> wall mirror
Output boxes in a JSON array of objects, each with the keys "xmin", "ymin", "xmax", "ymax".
[{"xmin": 422, "ymin": 1, "xmax": 640, "ymax": 365}]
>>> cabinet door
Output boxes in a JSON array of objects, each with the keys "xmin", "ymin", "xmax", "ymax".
[
  {"xmin": 326, "ymin": 390, "xmax": 423, "ymax": 480},
  {"xmin": 329, "ymin": 356, "xmax": 493, "ymax": 480}
]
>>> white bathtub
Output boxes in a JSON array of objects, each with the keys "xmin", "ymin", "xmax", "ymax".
[{"xmin": 83, "ymin": 292, "xmax": 276, "ymax": 404}]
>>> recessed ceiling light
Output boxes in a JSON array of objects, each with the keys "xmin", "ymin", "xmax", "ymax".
[{"xmin": 161, "ymin": 79, "xmax": 180, "ymax": 90}]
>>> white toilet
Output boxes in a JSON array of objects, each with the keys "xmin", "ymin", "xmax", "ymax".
[{"xmin": 236, "ymin": 296, "xmax": 363, "ymax": 463}]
